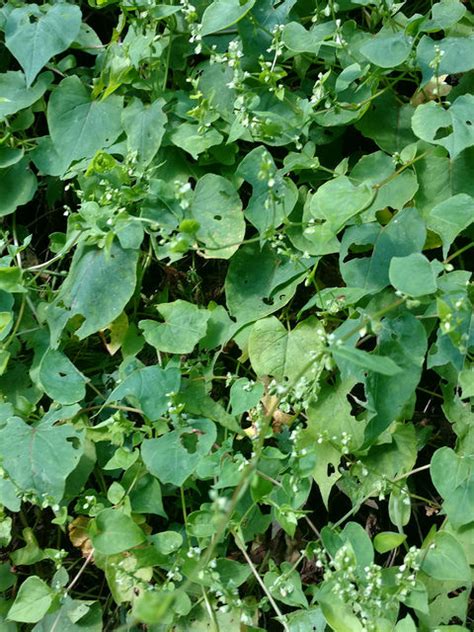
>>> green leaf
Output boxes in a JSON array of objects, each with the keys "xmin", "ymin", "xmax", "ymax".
[
  {"xmin": 187, "ymin": 509, "xmax": 215, "ymax": 538},
  {"xmin": 374, "ymin": 531, "xmax": 407, "ymax": 553},
  {"xmin": 225, "ymin": 243, "xmax": 309, "ymax": 324},
  {"xmin": 191, "ymin": 174, "xmax": 245, "ymax": 259},
  {"xmin": 55, "ymin": 241, "xmax": 138, "ymax": 340},
  {"xmin": 310, "ymin": 176, "xmax": 374, "ymax": 233},
  {"xmin": 141, "ymin": 419, "xmax": 216, "ymax": 486},
  {"xmin": 0, "ymin": 158, "xmax": 37, "ymax": 217},
  {"xmin": 416, "ymin": 35, "xmax": 474, "ymax": 85},
  {"xmin": 427, "ymin": 193, "xmax": 474, "ymax": 257},
  {"xmin": 130, "ymin": 475, "xmax": 166, "ymax": 517},
  {"xmin": 131, "ymin": 590, "xmax": 176, "ymax": 625},
  {"xmin": 47, "ymin": 76, "xmax": 123, "ymax": 173},
  {"xmin": 420, "ymin": 531, "xmax": 471, "ymax": 584},
  {"xmin": 0, "ymin": 563, "xmax": 16, "ymax": 592},
  {"xmin": 248, "ymin": 316, "xmax": 325, "ymax": 382},
  {"xmin": 199, "ymin": 303, "xmax": 234, "ymax": 349},
  {"xmin": 201, "ymin": 0, "xmax": 256, "ymax": 36},
  {"xmin": 264, "ymin": 561, "xmax": 308, "ymax": 608},
  {"xmin": 342, "ymin": 522, "xmax": 374, "ymax": 570},
  {"xmin": 318, "ymin": 593, "xmax": 364, "ymax": 632},
  {"xmin": 357, "ymin": 92, "xmax": 417, "ymax": 154},
  {"xmin": 107, "ymin": 365, "xmax": 181, "ymax": 420},
  {"xmin": 230, "ymin": 378, "xmax": 264, "ymax": 416},
  {"xmin": 140, "ymin": 300, "xmax": 210, "ymax": 354},
  {"xmin": 414, "ymin": 148, "xmax": 474, "ymax": 215},
  {"xmin": 340, "ymin": 207, "xmax": 427, "ymax": 292},
  {"xmin": 0, "ymin": 71, "xmax": 52, "ymax": 120},
  {"xmin": 459, "ymin": 367, "xmax": 474, "ymax": 399},
  {"xmin": 0, "ymin": 417, "xmax": 84, "ymax": 504},
  {"xmin": 300, "ymin": 379, "xmax": 365, "ymax": 507},
  {"xmin": 364, "ymin": 423, "xmax": 418, "ymax": 483},
  {"xmin": 90, "ymin": 508, "xmax": 146, "ymax": 555},
  {"xmin": 31, "ymin": 597, "xmax": 103, "ymax": 632},
  {"xmin": 178, "ymin": 377, "xmax": 240, "ymax": 432},
  {"xmin": 350, "ymin": 150, "xmax": 419, "ymax": 221},
  {"xmin": 237, "ymin": 146, "xmax": 298, "ymax": 235},
  {"xmin": 9, "ymin": 527, "xmax": 45, "ymax": 566},
  {"xmin": 31, "ymin": 136, "xmax": 70, "ymax": 177},
  {"xmin": 421, "ymin": 0, "xmax": 466, "ymax": 32},
  {"xmin": 214, "ymin": 559, "xmax": 251, "ymax": 587},
  {"xmin": 361, "ymin": 32, "xmax": 412, "ymax": 68},
  {"xmin": 365, "ymin": 312, "xmax": 427, "ymax": 441},
  {"xmin": 285, "ymin": 607, "xmax": 327, "ymax": 632},
  {"xmin": 397, "ymin": 616, "xmax": 420, "ymax": 632},
  {"xmin": 0, "ymin": 267, "xmax": 24, "ymax": 293},
  {"xmin": 431, "ymin": 447, "xmax": 474, "ymax": 529},
  {"xmin": 7, "ymin": 576, "xmax": 52, "ymax": 623},
  {"xmin": 332, "ymin": 345, "xmax": 402, "ymax": 376},
  {"xmin": 122, "ymin": 97, "xmax": 167, "ymax": 167},
  {"xmin": 0, "ymin": 147, "xmax": 23, "ymax": 168},
  {"xmin": 411, "ymin": 96, "xmax": 474, "ymax": 159},
  {"xmin": 150, "ymin": 531, "xmax": 183, "ymax": 555},
  {"xmin": 5, "ymin": 3, "xmax": 82, "ymax": 86},
  {"xmin": 39, "ymin": 349, "xmax": 87, "ymax": 404},
  {"xmin": 389, "ymin": 253, "xmax": 438, "ymax": 297},
  {"xmin": 169, "ymin": 123, "xmax": 223, "ymax": 159},
  {"xmin": 282, "ymin": 21, "xmax": 334, "ymax": 55},
  {"xmin": 0, "ymin": 477, "xmax": 21, "ymax": 512}
]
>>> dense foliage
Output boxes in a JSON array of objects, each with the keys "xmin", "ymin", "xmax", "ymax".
[{"xmin": 0, "ymin": 0, "xmax": 473, "ymax": 629}]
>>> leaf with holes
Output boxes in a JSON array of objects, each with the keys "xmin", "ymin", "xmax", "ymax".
[
  {"xmin": 411, "ymin": 95, "xmax": 474, "ymax": 158},
  {"xmin": 191, "ymin": 173, "xmax": 245, "ymax": 259},
  {"xmin": 5, "ymin": 3, "xmax": 82, "ymax": 86},
  {"xmin": 141, "ymin": 419, "xmax": 216, "ymax": 486},
  {"xmin": 225, "ymin": 243, "xmax": 311, "ymax": 324},
  {"xmin": 54, "ymin": 241, "xmax": 138, "ymax": 340},
  {"xmin": 38, "ymin": 349, "xmax": 87, "ymax": 404},
  {"xmin": 0, "ymin": 417, "xmax": 84, "ymax": 504}
]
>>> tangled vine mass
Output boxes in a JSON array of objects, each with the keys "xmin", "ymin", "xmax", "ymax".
[{"xmin": 0, "ymin": 0, "xmax": 473, "ymax": 630}]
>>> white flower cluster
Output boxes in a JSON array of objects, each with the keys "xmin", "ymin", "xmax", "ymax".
[
  {"xmin": 270, "ymin": 573, "xmax": 295, "ymax": 598},
  {"xmin": 210, "ymin": 581, "xmax": 243, "ymax": 613},
  {"xmin": 322, "ymin": 543, "xmax": 421, "ymax": 631},
  {"xmin": 210, "ymin": 40, "xmax": 258, "ymax": 131},
  {"xmin": 310, "ymin": 70, "xmax": 331, "ymax": 107},
  {"xmin": 174, "ymin": 179, "xmax": 193, "ymax": 210},
  {"xmin": 180, "ymin": 0, "xmax": 202, "ymax": 54},
  {"xmin": 429, "ymin": 44, "xmax": 445, "ymax": 70},
  {"xmin": 209, "ymin": 488, "xmax": 231, "ymax": 514}
]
